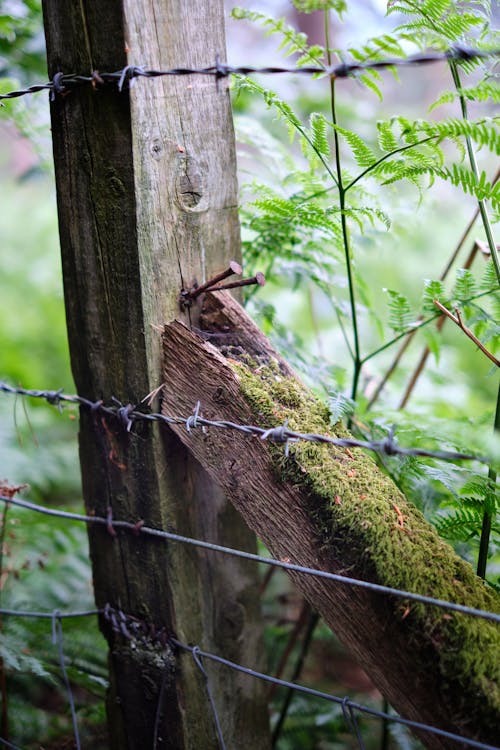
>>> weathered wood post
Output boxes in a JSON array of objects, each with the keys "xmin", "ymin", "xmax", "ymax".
[{"xmin": 42, "ymin": 1, "xmax": 270, "ymax": 747}]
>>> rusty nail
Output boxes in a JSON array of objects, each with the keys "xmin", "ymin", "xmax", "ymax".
[
  {"xmin": 185, "ymin": 260, "xmax": 243, "ymax": 300},
  {"xmin": 208, "ymin": 272, "xmax": 266, "ymax": 292}
]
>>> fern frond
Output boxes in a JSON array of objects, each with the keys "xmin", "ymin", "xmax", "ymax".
[
  {"xmin": 342, "ymin": 206, "xmax": 391, "ymax": 231},
  {"xmin": 452, "ymin": 268, "xmax": 477, "ymax": 303},
  {"xmin": 328, "ymin": 391, "xmax": 356, "ymax": 423},
  {"xmin": 384, "ymin": 289, "xmax": 417, "ymax": 332},
  {"xmin": 388, "ymin": 0, "xmax": 484, "ymax": 45},
  {"xmin": 377, "ymin": 121, "xmax": 400, "ymax": 152},
  {"xmin": 480, "ymin": 260, "xmax": 500, "ymax": 292},
  {"xmin": 231, "ymin": 8, "xmax": 326, "ymax": 66},
  {"xmin": 437, "ymin": 164, "xmax": 500, "ymax": 209},
  {"xmin": 414, "ymin": 117, "xmax": 500, "ymax": 154},
  {"xmin": 431, "ymin": 81, "xmax": 500, "ymax": 110},
  {"xmin": 292, "ymin": 0, "xmax": 347, "ymax": 14},
  {"xmin": 434, "ymin": 506, "xmax": 484, "ymax": 541},
  {"xmin": 422, "ymin": 279, "xmax": 448, "ymax": 313},
  {"xmin": 331, "ymin": 124, "xmax": 377, "ymax": 167},
  {"xmin": 309, "ymin": 112, "xmax": 331, "ymax": 159}
]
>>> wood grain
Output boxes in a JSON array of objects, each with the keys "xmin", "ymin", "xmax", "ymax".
[
  {"xmin": 42, "ymin": 2, "xmax": 269, "ymax": 747},
  {"xmin": 162, "ymin": 292, "xmax": 500, "ymax": 750}
]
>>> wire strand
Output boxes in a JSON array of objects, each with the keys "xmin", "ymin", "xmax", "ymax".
[
  {"xmin": 1, "ymin": 493, "xmax": 499, "ymax": 624},
  {"xmin": 0, "ymin": 46, "xmax": 498, "ymax": 101},
  {"xmin": 0, "ymin": 382, "xmax": 487, "ymax": 464}
]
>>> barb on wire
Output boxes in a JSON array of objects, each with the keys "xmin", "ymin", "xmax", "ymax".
[
  {"xmin": 171, "ymin": 640, "xmax": 500, "ymax": 750},
  {"xmin": 0, "ymin": 46, "xmax": 498, "ymax": 101},
  {"xmin": 1, "ymin": 493, "xmax": 499, "ymax": 624},
  {"xmin": 0, "ymin": 381, "xmax": 487, "ymax": 464}
]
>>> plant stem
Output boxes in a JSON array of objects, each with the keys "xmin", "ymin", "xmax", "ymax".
[
  {"xmin": 361, "ymin": 285, "xmax": 496, "ymax": 372},
  {"xmin": 325, "ymin": 11, "xmax": 361, "ymax": 401},
  {"xmin": 477, "ymin": 384, "xmax": 500, "ymax": 579},
  {"xmin": 449, "ymin": 59, "xmax": 499, "ymax": 580},
  {"xmin": 271, "ymin": 610, "xmax": 319, "ymax": 747},
  {"xmin": 448, "ymin": 60, "xmax": 500, "ymax": 285}
]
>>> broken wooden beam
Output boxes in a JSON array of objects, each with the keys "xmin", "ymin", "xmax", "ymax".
[{"xmin": 162, "ymin": 291, "xmax": 500, "ymax": 750}]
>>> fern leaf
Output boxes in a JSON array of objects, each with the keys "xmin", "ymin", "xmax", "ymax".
[
  {"xmin": 377, "ymin": 121, "xmax": 399, "ymax": 152},
  {"xmin": 331, "ymin": 124, "xmax": 377, "ymax": 167},
  {"xmin": 452, "ymin": 268, "xmax": 477, "ymax": 303},
  {"xmin": 328, "ymin": 391, "xmax": 356, "ymax": 423},
  {"xmin": 292, "ymin": 0, "xmax": 347, "ymax": 13},
  {"xmin": 437, "ymin": 164, "xmax": 500, "ymax": 210},
  {"xmin": 310, "ymin": 113, "xmax": 330, "ymax": 159},
  {"xmin": 385, "ymin": 289, "xmax": 417, "ymax": 332},
  {"xmin": 422, "ymin": 279, "xmax": 447, "ymax": 313},
  {"xmin": 480, "ymin": 260, "xmax": 499, "ymax": 292},
  {"xmin": 431, "ymin": 82, "xmax": 500, "ymax": 111},
  {"xmin": 434, "ymin": 507, "xmax": 483, "ymax": 542}
]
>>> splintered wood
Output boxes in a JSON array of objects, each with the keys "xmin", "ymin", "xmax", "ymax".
[{"xmin": 162, "ymin": 290, "xmax": 500, "ymax": 750}]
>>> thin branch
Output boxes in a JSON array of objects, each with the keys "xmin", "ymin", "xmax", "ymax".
[
  {"xmin": 448, "ymin": 60, "xmax": 500, "ymax": 285},
  {"xmin": 397, "ymin": 240, "xmax": 482, "ymax": 409},
  {"xmin": 433, "ymin": 300, "xmax": 500, "ymax": 368}
]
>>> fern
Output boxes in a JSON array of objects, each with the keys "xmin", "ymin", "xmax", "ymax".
[
  {"xmin": 309, "ymin": 112, "xmax": 330, "ymax": 159},
  {"xmin": 328, "ymin": 391, "xmax": 356, "ymax": 423},
  {"xmin": 434, "ymin": 505, "xmax": 486, "ymax": 541},
  {"xmin": 291, "ymin": 0, "xmax": 347, "ymax": 14},
  {"xmin": 452, "ymin": 267, "xmax": 477, "ymax": 303},
  {"xmin": 377, "ymin": 121, "xmax": 400, "ymax": 152},
  {"xmin": 404, "ymin": 117, "xmax": 500, "ymax": 154},
  {"xmin": 421, "ymin": 279, "xmax": 448, "ymax": 313},
  {"xmin": 331, "ymin": 123, "xmax": 377, "ymax": 167},
  {"xmin": 385, "ymin": 289, "xmax": 418, "ymax": 332},
  {"xmin": 438, "ymin": 164, "xmax": 500, "ymax": 209},
  {"xmin": 388, "ymin": 0, "xmax": 485, "ymax": 46},
  {"xmin": 231, "ymin": 8, "xmax": 326, "ymax": 68},
  {"xmin": 431, "ymin": 81, "xmax": 500, "ymax": 110}
]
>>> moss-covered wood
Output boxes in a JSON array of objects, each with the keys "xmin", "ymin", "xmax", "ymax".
[
  {"xmin": 42, "ymin": 2, "xmax": 269, "ymax": 748},
  {"xmin": 162, "ymin": 291, "xmax": 500, "ymax": 750}
]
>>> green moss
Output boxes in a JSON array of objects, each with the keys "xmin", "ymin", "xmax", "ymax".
[{"xmin": 232, "ymin": 358, "xmax": 500, "ymax": 729}]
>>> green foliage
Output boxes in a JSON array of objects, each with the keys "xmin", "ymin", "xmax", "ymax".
[
  {"xmin": 430, "ymin": 81, "xmax": 500, "ymax": 110},
  {"xmin": 387, "ymin": 0, "xmax": 490, "ymax": 47},
  {"xmin": 0, "ymin": 0, "xmax": 45, "ymax": 80},
  {"xmin": 385, "ymin": 289, "xmax": 417, "ymax": 333},
  {"xmin": 328, "ymin": 390, "xmax": 356, "ymax": 423},
  {"xmin": 291, "ymin": 0, "xmax": 347, "ymax": 15},
  {"xmin": 231, "ymin": 8, "xmax": 326, "ymax": 68},
  {"xmin": 233, "ymin": 0, "xmax": 500, "ymax": 596}
]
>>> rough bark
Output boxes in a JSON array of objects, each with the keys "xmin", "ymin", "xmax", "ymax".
[
  {"xmin": 42, "ymin": 2, "xmax": 270, "ymax": 747},
  {"xmin": 161, "ymin": 291, "xmax": 500, "ymax": 750}
]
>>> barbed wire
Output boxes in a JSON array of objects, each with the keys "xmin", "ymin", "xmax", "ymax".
[
  {"xmin": 1, "ymin": 492, "xmax": 499, "ymax": 624},
  {"xmin": 0, "ymin": 381, "xmax": 487, "ymax": 463},
  {"xmin": 0, "ymin": 604, "xmax": 498, "ymax": 750},
  {"xmin": 0, "ymin": 45, "xmax": 498, "ymax": 102}
]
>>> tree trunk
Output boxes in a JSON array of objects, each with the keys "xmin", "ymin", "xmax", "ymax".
[
  {"xmin": 42, "ymin": 2, "xmax": 270, "ymax": 747},
  {"xmin": 161, "ymin": 290, "xmax": 500, "ymax": 750}
]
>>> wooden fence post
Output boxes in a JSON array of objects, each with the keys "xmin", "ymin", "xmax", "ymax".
[{"xmin": 42, "ymin": 1, "xmax": 270, "ymax": 747}]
